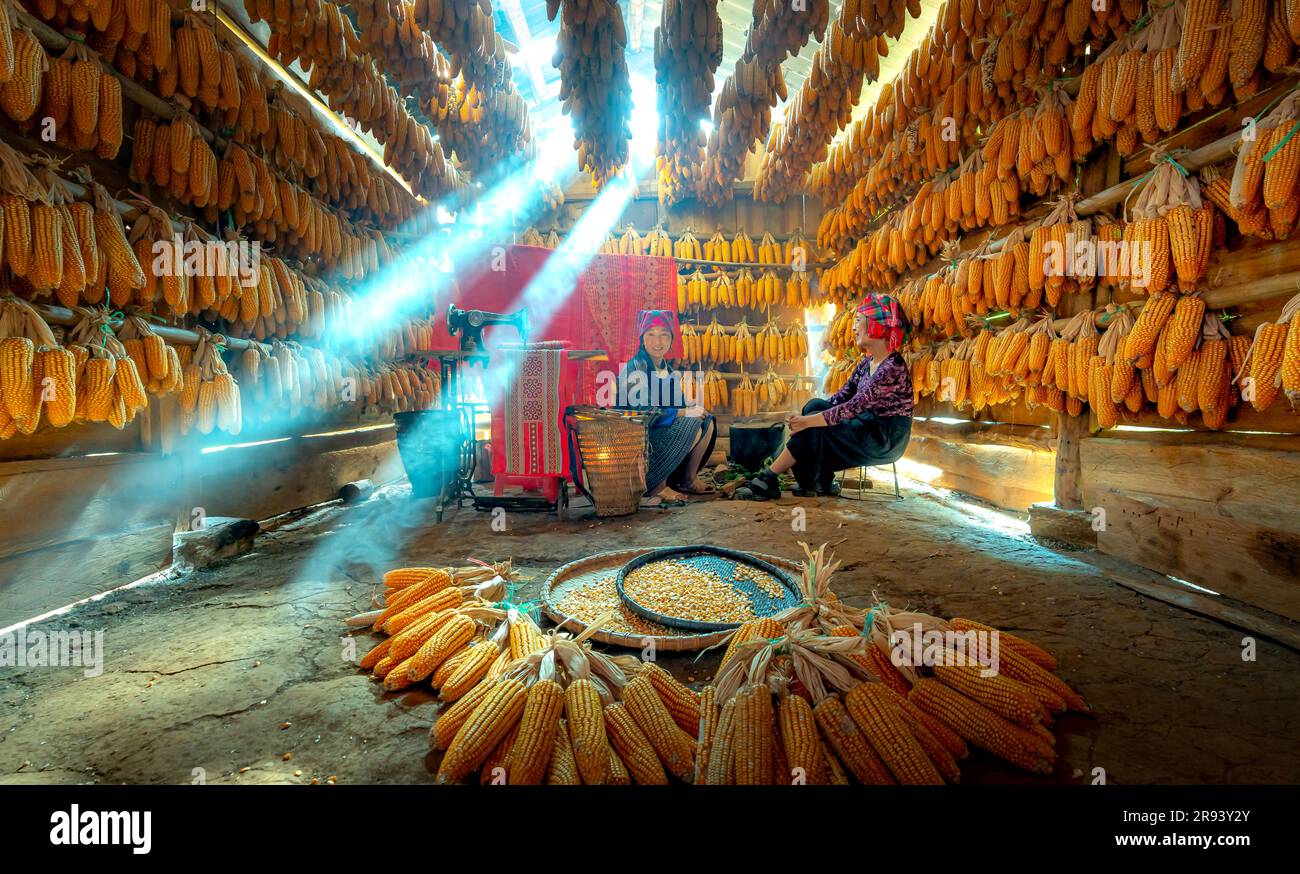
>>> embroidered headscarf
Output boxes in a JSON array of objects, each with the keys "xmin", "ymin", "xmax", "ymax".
[
  {"xmin": 856, "ymin": 293, "xmax": 906, "ymax": 351},
  {"xmin": 636, "ymin": 310, "xmax": 677, "ymax": 338}
]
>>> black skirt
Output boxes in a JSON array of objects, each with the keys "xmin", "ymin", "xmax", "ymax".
[{"xmin": 784, "ymin": 398, "xmax": 912, "ymax": 491}]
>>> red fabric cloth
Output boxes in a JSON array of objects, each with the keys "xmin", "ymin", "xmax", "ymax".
[
  {"xmin": 432, "ymin": 245, "xmax": 680, "ymax": 403},
  {"xmin": 492, "ymin": 346, "xmax": 571, "ymax": 479}
]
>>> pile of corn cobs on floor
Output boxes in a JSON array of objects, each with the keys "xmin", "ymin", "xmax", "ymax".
[{"xmin": 346, "ymin": 545, "xmax": 1086, "ymax": 784}]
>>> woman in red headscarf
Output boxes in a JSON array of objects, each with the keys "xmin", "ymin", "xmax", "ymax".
[
  {"xmin": 747, "ymin": 293, "xmax": 913, "ymax": 500},
  {"xmin": 617, "ymin": 310, "xmax": 717, "ymax": 506}
]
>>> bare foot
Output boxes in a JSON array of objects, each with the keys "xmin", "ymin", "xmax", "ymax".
[{"xmin": 659, "ymin": 486, "xmax": 688, "ymax": 502}]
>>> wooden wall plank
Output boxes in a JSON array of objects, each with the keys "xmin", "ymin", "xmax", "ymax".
[
  {"xmin": 192, "ymin": 429, "xmax": 403, "ymax": 521},
  {"xmin": 1081, "ymin": 437, "xmax": 1300, "ymax": 534},
  {"xmin": 0, "ymin": 454, "xmax": 181, "ymax": 559},
  {"xmin": 903, "ymin": 434, "xmax": 1055, "ymax": 511},
  {"xmin": 1089, "ymin": 492, "xmax": 1300, "ymax": 622},
  {"xmin": 0, "ymin": 420, "xmax": 143, "ymax": 461},
  {"xmin": 0, "ymin": 521, "xmax": 175, "ymax": 628},
  {"xmin": 1081, "ymin": 436, "xmax": 1300, "ymax": 621}
]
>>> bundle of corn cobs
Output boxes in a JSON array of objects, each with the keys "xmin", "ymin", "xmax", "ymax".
[
  {"xmin": 653, "ymin": 0, "xmax": 723, "ymax": 205},
  {"xmin": 679, "ymin": 319, "xmax": 809, "ymax": 367},
  {"xmin": 823, "ymin": 353, "xmax": 861, "ymax": 395},
  {"xmin": 378, "ymin": 545, "xmax": 1086, "ymax": 785},
  {"xmin": 413, "ymin": 0, "xmax": 535, "ymax": 177},
  {"xmin": 167, "ymin": 328, "xmax": 240, "ymax": 437},
  {"xmin": 698, "ymin": 0, "xmax": 833, "ymax": 204},
  {"xmin": 904, "ymin": 286, "xmax": 1262, "ymax": 428},
  {"xmin": 754, "ymin": 0, "xmax": 921, "ymax": 203},
  {"xmin": 1228, "ymin": 87, "xmax": 1300, "ymax": 242},
  {"xmin": 0, "ymin": 151, "xmax": 149, "ymax": 311},
  {"xmin": 244, "ymin": 0, "xmax": 457, "ymax": 200},
  {"xmin": 1232, "ymin": 288, "xmax": 1300, "ymax": 410},
  {"xmin": 22, "ymin": 0, "xmax": 425, "ymax": 230},
  {"xmin": 234, "ymin": 341, "xmax": 440, "ymax": 426},
  {"xmin": 412, "ymin": 0, "xmax": 514, "ymax": 100},
  {"xmin": 1, "ymin": 297, "xmax": 161, "ymax": 438},
  {"xmin": 547, "ymin": 0, "xmax": 633, "ymax": 189},
  {"xmin": 5, "ymin": 36, "xmax": 125, "ymax": 159},
  {"xmin": 814, "ymin": 0, "xmax": 1139, "ymax": 252},
  {"xmin": 688, "ymin": 544, "xmax": 1087, "ymax": 784},
  {"xmin": 345, "ymin": 562, "xmax": 517, "ymax": 695}
]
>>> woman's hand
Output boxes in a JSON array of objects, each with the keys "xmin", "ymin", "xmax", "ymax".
[{"xmin": 786, "ymin": 412, "xmax": 826, "ymax": 434}]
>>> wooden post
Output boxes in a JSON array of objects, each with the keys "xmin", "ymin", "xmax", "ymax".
[
  {"xmin": 1054, "ymin": 411, "xmax": 1087, "ymax": 510},
  {"xmin": 1049, "ymin": 143, "xmax": 1120, "ymax": 512}
]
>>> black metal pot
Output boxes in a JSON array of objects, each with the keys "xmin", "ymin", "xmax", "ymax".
[
  {"xmin": 728, "ymin": 422, "xmax": 785, "ymax": 472},
  {"xmin": 393, "ymin": 410, "xmax": 465, "ymax": 499}
]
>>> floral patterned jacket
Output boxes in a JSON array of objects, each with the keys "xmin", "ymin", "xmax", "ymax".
[{"xmin": 822, "ymin": 351, "xmax": 914, "ymax": 426}]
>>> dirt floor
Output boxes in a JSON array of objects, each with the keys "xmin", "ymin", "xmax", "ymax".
[{"xmin": 3, "ymin": 474, "xmax": 1299, "ymax": 786}]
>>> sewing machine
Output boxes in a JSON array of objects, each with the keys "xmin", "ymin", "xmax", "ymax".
[{"xmin": 446, "ymin": 304, "xmax": 529, "ymax": 355}]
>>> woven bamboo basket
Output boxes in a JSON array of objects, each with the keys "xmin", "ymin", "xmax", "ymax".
[{"xmin": 567, "ymin": 407, "xmax": 650, "ymax": 517}]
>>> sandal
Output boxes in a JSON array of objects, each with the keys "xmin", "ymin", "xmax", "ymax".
[
  {"xmin": 643, "ymin": 487, "xmax": 688, "ymax": 508},
  {"xmin": 641, "ymin": 496, "xmax": 687, "ymax": 508},
  {"xmin": 745, "ymin": 470, "xmax": 781, "ymax": 501},
  {"xmin": 675, "ymin": 481, "xmax": 716, "ymax": 496}
]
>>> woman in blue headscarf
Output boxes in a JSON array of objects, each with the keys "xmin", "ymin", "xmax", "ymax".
[{"xmin": 618, "ymin": 310, "xmax": 716, "ymax": 505}]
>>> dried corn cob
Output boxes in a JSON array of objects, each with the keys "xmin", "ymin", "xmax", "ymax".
[
  {"xmin": 603, "ymin": 702, "xmax": 669, "ymax": 785},
  {"xmin": 565, "ymin": 678, "xmax": 610, "ymax": 785},
  {"xmin": 910, "ymin": 678, "xmax": 1056, "ymax": 775},
  {"xmin": 435, "ymin": 677, "xmax": 527, "ymax": 784},
  {"xmin": 507, "ymin": 679, "xmax": 564, "ymax": 785},
  {"xmin": 641, "ymin": 662, "xmax": 700, "ymax": 735},
  {"xmin": 845, "ymin": 682, "xmax": 944, "ymax": 785},
  {"xmin": 546, "ymin": 718, "xmax": 582, "ymax": 785},
  {"xmin": 623, "ymin": 675, "xmax": 695, "ymax": 781},
  {"xmin": 813, "ymin": 693, "xmax": 895, "ymax": 785}
]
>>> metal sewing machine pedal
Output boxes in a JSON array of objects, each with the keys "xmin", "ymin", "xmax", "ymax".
[
  {"xmin": 448, "ymin": 306, "xmax": 571, "ymax": 520},
  {"xmin": 396, "ymin": 305, "xmax": 533, "ymax": 522}
]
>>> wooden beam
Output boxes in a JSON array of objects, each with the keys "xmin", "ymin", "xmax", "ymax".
[
  {"xmin": 1028, "ymin": 502, "xmax": 1098, "ymax": 548},
  {"xmin": 911, "ymin": 418, "xmax": 1054, "ymax": 451},
  {"xmin": 1049, "ymin": 547, "xmax": 1300, "ymax": 653},
  {"xmin": 34, "ymin": 304, "xmax": 265, "ymax": 352},
  {"xmin": 1090, "ymin": 491, "xmax": 1300, "ymax": 621}
]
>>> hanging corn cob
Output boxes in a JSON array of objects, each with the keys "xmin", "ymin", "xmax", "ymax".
[
  {"xmin": 654, "ymin": 0, "xmax": 723, "ymax": 205},
  {"xmin": 731, "ymin": 370, "xmax": 758, "ymax": 418},
  {"xmin": 546, "ymin": 0, "xmax": 633, "ymax": 189},
  {"xmin": 0, "ymin": 297, "xmax": 71, "ymax": 437},
  {"xmin": 643, "ymin": 225, "xmax": 673, "ymax": 257},
  {"xmin": 698, "ymin": 0, "xmax": 829, "ymax": 206}
]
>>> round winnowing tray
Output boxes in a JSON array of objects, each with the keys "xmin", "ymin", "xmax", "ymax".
[
  {"xmin": 541, "ymin": 548, "xmax": 801, "ymax": 651},
  {"xmin": 615, "ymin": 545, "xmax": 802, "ymax": 633}
]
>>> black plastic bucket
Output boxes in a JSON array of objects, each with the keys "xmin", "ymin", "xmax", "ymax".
[
  {"xmin": 728, "ymin": 422, "xmax": 785, "ymax": 471},
  {"xmin": 393, "ymin": 410, "xmax": 465, "ymax": 499}
]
